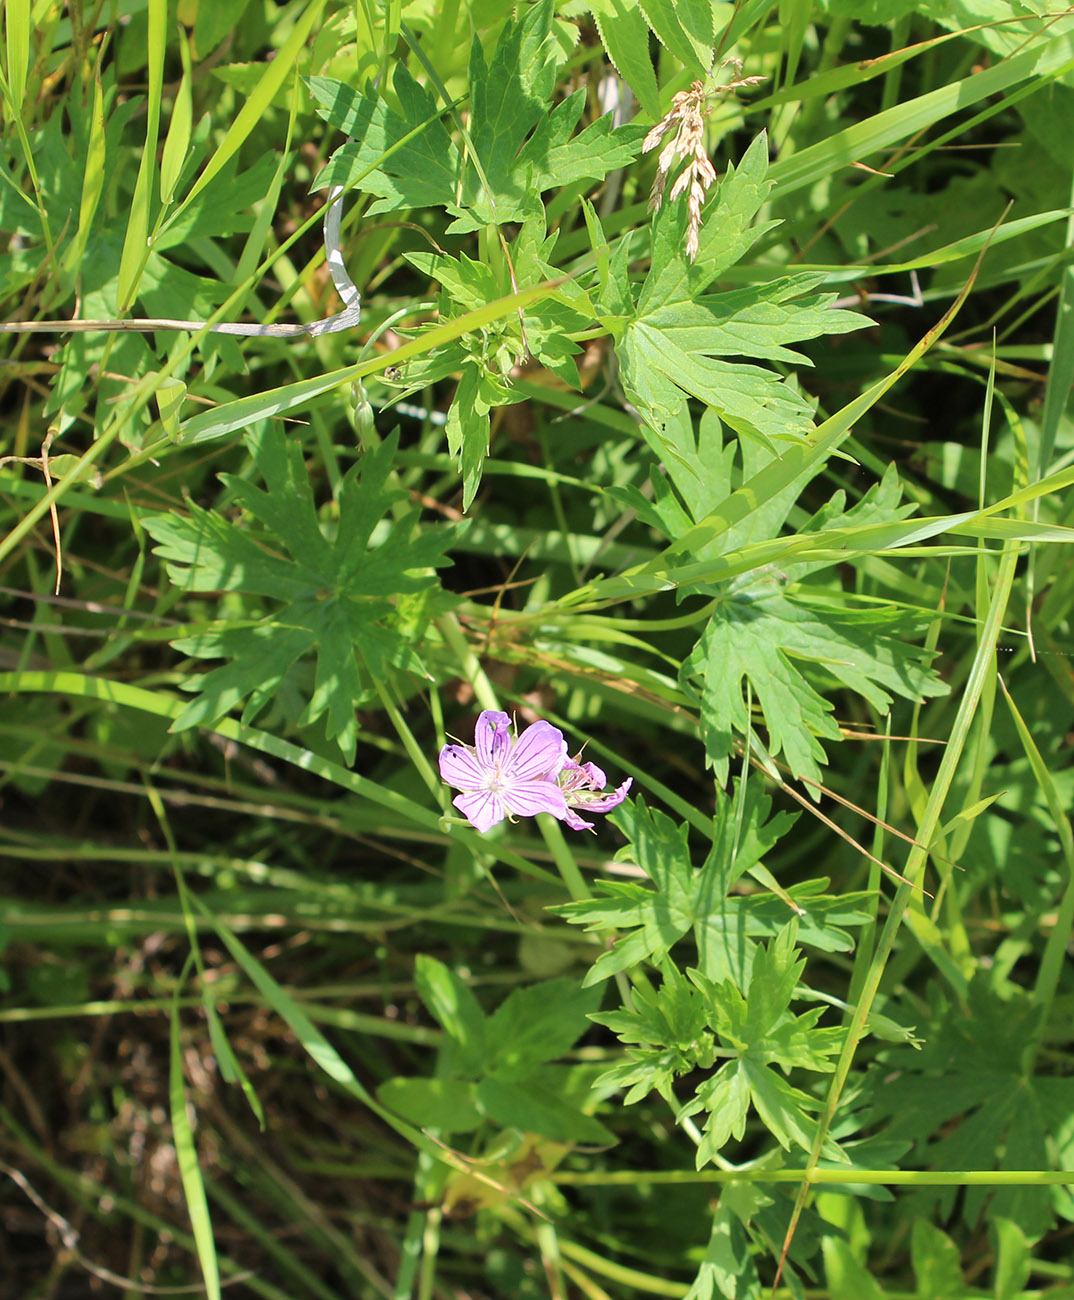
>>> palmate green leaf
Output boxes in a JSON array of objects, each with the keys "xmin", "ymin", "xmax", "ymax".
[
  {"xmin": 310, "ymin": 0, "xmax": 643, "ymax": 234},
  {"xmin": 683, "ymin": 928, "xmax": 843, "ymax": 1164},
  {"xmin": 608, "ymin": 133, "xmax": 868, "ymax": 452},
  {"xmin": 627, "ymin": 431, "xmax": 948, "ymax": 785},
  {"xmin": 688, "ymin": 1058, "xmax": 825, "ymax": 1162},
  {"xmin": 308, "ymin": 65, "xmax": 457, "ymax": 211},
  {"xmin": 694, "ymin": 928, "xmax": 843, "ymax": 1073},
  {"xmin": 594, "ymin": 927, "xmax": 844, "ymax": 1164},
  {"xmin": 682, "ymin": 587, "xmax": 945, "ymax": 787},
  {"xmin": 590, "ymin": 960, "xmax": 716, "ymax": 1103},
  {"xmin": 554, "ymin": 788, "xmax": 869, "ymax": 986},
  {"xmin": 143, "ymin": 428, "xmax": 457, "ymax": 764},
  {"xmin": 871, "ymin": 980, "xmax": 1072, "ymax": 1237}
]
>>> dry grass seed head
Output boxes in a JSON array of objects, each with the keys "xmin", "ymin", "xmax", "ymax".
[{"xmin": 641, "ymin": 73, "xmax": 766, "ymax": 261}]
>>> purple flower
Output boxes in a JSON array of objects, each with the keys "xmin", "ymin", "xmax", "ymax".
[
  {"xmin": 557, "ymin": 759, "xmax": 633, "ymax": 831},
  {"xmin": 439, "ymin": 712, "xmax": 633, "ymax": 834},
  {"xmin": 439, "ymin": 710, "xmax": 570, "ymax": 832}
]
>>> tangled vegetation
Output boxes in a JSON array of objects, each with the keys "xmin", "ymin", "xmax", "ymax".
[{"xmin": 3, "ymin": 3, "xmax": 1074, "ymax": 1298}]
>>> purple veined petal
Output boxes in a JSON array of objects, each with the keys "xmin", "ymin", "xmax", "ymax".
[
  {"xmin": 502, "ymin": 779, "xmax": 570, "ymax": 821},
  {"xmin": 574, "ymin": 777, "xmax": 633, "ymax": 813},
  {"xmin": 561, "ymin": 807, "xmax": 596, "ymax": 832},
  {"xmin": 508, "ymin": 720, "xmax": 568, "ymax": 781},
  {"xmin": 439, "ymin": 744, "xmax": 486, "ymax": 791},
  {"xmin": 453, "ymin": 789, "xmax": 506, "ymax": 833},
  {"xmin": 474, "ymin": 710, "xmax": 512, "ymax": 767}
]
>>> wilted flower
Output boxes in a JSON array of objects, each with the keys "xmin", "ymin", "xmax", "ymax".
[
  {"xmin": 439, "ymin": 710, "xmax": 569, "ymax": 833},
  {"xmin": 557, "ymin": 758, "xmax": 633, "ymax": 832},
  {"xmin": 439, "ymin": 713, "xmax": 632, "ymax": 834}
]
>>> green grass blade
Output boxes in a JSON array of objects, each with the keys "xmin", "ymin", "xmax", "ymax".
[
  {"xmin": 4, "ymin": 0, "xmax": 29, "ymax": 113},
  {"xmin": 769, "ymin": 42, "xmax": 1074, "ymax": 202},
  {"xmin": 159, "ymin": 26, "xmax": 193, "ymax": 209},
  {"xmin": 170, "ymin": 958, "xmax": 222, "ymax": 1300},
  {"xmin": 176, "ymin": 277, "xmax": 564, "ymax": 444},
  {"xmin": 165, "ymin": 0, "xmax": 328, "ymax": 224},
  {"xmin": 70, "ymin": 54, "xmax": 108, "ymax": 271},
  {"xmin": 116, "ymin": 0, "xmax": 166, "ymax": 309},
  {"xmin": 778, "ymin": 539, "xmax": 1022, "ymax": 1274}
]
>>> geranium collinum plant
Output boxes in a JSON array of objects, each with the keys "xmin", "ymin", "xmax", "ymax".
[{"xmin": 439, "ymin": 711, "xmax": 631, "ymax": 832}]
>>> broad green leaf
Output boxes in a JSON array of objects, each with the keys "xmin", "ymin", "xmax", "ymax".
[
  {"xmin": 309, "ymin": 64, "xmax": 457, "ymax": 210},
  {"xmin": 872, "ymin": 980, "xmax": 1066, "ymax": 1237},
  {"xmin": 486, "ymin": 976, "xmax": 603, "ymax": 1076},
  {"xmin": 591, "ymin": 960, "xmax": 715, "ymax": 1102},
  {"xmin": 821, "ymin": 1238, "xmax": 888, "ymax": 1300},
  {"xmin": 555, "ymin": 788, "xmax": 868, "ymax": 987},
  {"xmin": 826, "ymin": 0, "xmax": 915, "ymax": 21},
  {"xmin": 399, "ymin": 964, "xmax": 613, "ymax": 1144},
  {"xmin": 193, "ymin": 0, "xmax": 252, "ymax": 56},
  {"xmin": 414, "ymin": 954, "xmax": 488, "ymax": 1076},
  {"xmin": 637, "ymin": 0, "xmax": 714, "ymax": 69},
  {"xmin": 143, "ymin": 428, "xmax": 458, "ymax": 763},
  {"xmin": 476, "ymin": 1075, "xmax": 614, "ymax": 1143},
  {"xmin": 445, "ymin": 362, "xmax": 493, "ymax": 511},
  {"xmin": 404, "ymin": 228, "xmax": 593, "ymax": 503},
  {"xmin": 596, "ymin": 924, "xmax": 844, "ymax": 1163},
  {"xmin": 377, "ymin": 1077, "xmax": 483, "ymax": 1133},
  {"xmin": 651, "ymin": 452, "xmax": 948, "ymax": 785},
  {"xmin": 991, "ymin": 1218, "xmax": 1031, "ymax": 1300},
  {"xmin": 684, "ymin": 1202, "xmax": 763, "ymax": 1300},
  {"xmin": 911, "ymin": 1220, "xmax": 963, "ymax": 1299},
  {"xmin": 690, "ymin": 1064, "xmax": 752, "ymax": 1161},
  {"xmin": 682, "ymin": 586, "xmax": 945, "ymax": 786}
]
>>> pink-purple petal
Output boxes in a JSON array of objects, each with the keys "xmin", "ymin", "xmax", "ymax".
[
  {"xmin": 438, "ymin": 745, "xmax": 486, "ymax": 790},
  {"xmin": 502, "ymin": 779, "xmax": 570, "ymax": 821},
  {"xmin": 453, "ymin": 789, "xmax": 506, "ymax": 832},
  {"xmin": 474, "ymin": 710, "xmax": 512, "ymax": 767},
  {"xmin": 508, "ymin": 720, "xmax": 568, "ymax": 781},
  {"xmin": 562, "ymin": 807, "xmax": 596, "ymax": 832},
  {"xmin": 578, "ymin": 777, "xmax": 633, "ymax": 813}
]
